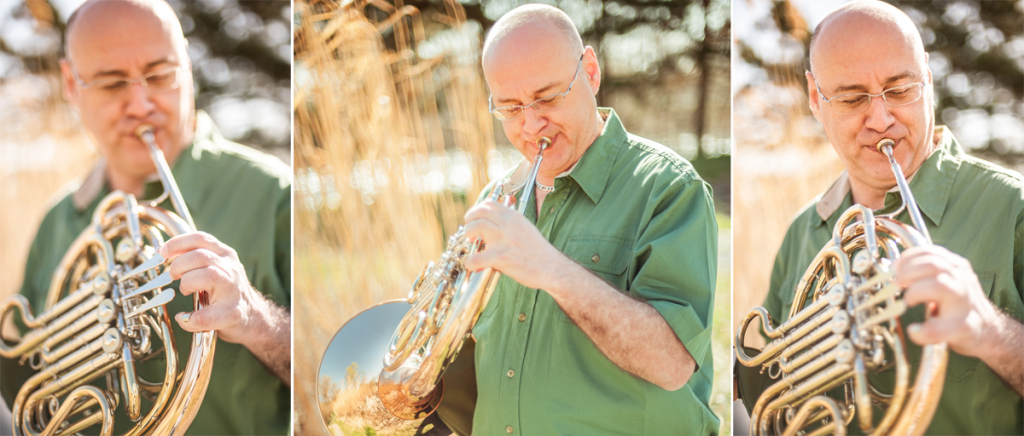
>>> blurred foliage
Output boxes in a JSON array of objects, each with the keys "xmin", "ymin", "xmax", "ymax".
[
  {"xmin": 734, "ymin": 0, "xmax": 1024, "ymax": 160},
  {"xmin": 0, "ymin": 0, "xmax": 292, "ymax": 153}
]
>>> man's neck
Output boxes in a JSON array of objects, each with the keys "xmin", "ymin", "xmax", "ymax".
[{"xmin": 107, "ymin": 169, "xmax": 148, "ymax": 198}]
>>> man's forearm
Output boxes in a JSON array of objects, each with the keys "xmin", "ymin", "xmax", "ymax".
[
  {"xmin": 244, "ymin": 296, "xmax": 292, "ymax": 386},
  {"xmin": 979, "ymin": 311, "xmax": 1024, "ymax": 397},
  {"xmin": 545, "ymin": 256, "xmax": 696, "ymax": 391}
]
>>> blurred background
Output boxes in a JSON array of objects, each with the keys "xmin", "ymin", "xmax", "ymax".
[
  {"xmin": 293, "ymin": 0, "xmax": 731, "ymax": 434},
  {"xmin": 0, "ymin": 0, "xmax": 292, "ymax": 333},
  {"xmin": 732, "ymin": 0, "xmax": 1024, "ymax": 430}
]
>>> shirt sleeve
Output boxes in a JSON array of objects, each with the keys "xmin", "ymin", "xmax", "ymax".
[{"xmin": 628, "ymin": 177, "xmax": 717, "ymax": 367}]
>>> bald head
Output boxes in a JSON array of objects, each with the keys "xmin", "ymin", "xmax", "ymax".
[
  {"xmin": 809, "ymin": 1, "xmax": 925, "ymax": 76},
  {"xmin": 482, "ymin": 4, "xmax": 583, "ymax": 71},
  {"xmin": 66, "ymin": 0, "xmax": 187, "ymax": 63}
]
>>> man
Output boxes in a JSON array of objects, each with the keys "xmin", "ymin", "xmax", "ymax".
[
  {"xmin": 1, "ymin": 0, "xmax": 291, "ymax": 434},
  {"xmin": 741, "ymin": 1, "xmax": 1023, "ymax": 434},
  {"xmin": 436, "ymin": 5, "xmax": 719, "ymax": 435}
]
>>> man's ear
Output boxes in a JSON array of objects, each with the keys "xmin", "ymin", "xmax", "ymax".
[
  {"xmin": 60, "ymin": 59, "xmax": 80, "ymax": 111},
  {"xmin": 806, "ymin": 71, "xmax": 821, "ymax": 121},
  {"xmin": 583, "ymin": 45, "xmax": 601, "ymax": 95}
]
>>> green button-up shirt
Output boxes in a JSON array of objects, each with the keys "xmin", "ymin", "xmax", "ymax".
[
  {"xmin": 6, "ymin": 112, "xmax": 291, "ymax": 435},
  {"xmin": 764, "ymin": 126, "xmax": 1024, "ymax": 435},
  {"xmin": 470, "ymin": 108, "xmax": 719, "ymax": 435}
]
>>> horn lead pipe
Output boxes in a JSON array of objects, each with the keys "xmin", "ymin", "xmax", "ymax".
[{"xmin": 876, "ymin": 138, "xmax": 931, "ymax": 243}]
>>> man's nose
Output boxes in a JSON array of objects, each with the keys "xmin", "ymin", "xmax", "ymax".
[
  {"xmin": 124, "ymin": 82, "xmax": 156, "ymax": 117},
  {"xmin": 863, "ymin": 94, "xmax": 896, "ymax": 133},
  {"xmin": 522, "ymin": 106, "xmax": 547, "ymax": 136}
]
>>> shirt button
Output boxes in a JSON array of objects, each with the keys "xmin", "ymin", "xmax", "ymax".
[
  {"xmin": 507, "ymin": 369, "xmax": 515, "ymax": 378},
  {"xmin": 591, "ymin": 254, "xmax": 600, "ymax": 263},
  {"xmin": 506, "ymin": 426, "xmax": 514, "ymax": 433},
  {"xmin": 518, "ymin": 313, "xmax": 526, "ymax": 322}
]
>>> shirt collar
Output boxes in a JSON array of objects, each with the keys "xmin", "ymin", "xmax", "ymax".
[
  {"xmin": 498, "ymin": 107, "xmax": 626, "ymax": 204},
  {"xmin": 814, "ymin": 125, "xmax": 961, "ymax": 226},
  {"xmin": 568, "ymin": 108, "xmax": 627, "ymax": 204},
  {"xmin": 71, "ymin": 111, "xmax": 218, "ymax": 212}
]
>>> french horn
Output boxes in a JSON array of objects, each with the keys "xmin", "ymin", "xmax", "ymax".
[
  {"xmin": 736, "ymin": 138, "xmax": 947, "ymax": 436},
  {"xmin": 317, "ymin": 138, "xmax": 550, "ymax": 434},
  {"xmin": 1, "ymin": 125, "xmax": 216, "ymax": 436}
]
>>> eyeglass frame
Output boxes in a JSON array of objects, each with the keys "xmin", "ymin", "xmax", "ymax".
[
  {"xmin": 67, "ymin": 60, "xmax": 186, "ymax": 96},
  {"xmin": 814, "ymin": 80, "xmax": 927, "ymax": 114},
  {"xmin": 488, "ymin": 54, "xmax": 585, "ymax": 120}
]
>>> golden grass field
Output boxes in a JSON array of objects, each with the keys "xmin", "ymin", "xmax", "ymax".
[{"xmin": 0, "ymin": 70, "xmax": 95, "ymax": 338}]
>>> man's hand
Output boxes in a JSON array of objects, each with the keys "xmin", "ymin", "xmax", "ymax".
[
  {"xmin": 461, "ymin": 199, "xmax": 696, "ymax": 391},
  {"xmin": 159, "ymin": 232, "xmax": 291, "ymax": 386},
  {"xmin": 895, "ymin": 245, "xmax": 1023, "ymax": 396},
  {"xmin": 462, "ymin": 199, "xmax": 562, "ymax": 286}
]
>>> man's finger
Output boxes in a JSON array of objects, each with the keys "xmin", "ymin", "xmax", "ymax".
[
  {"xmin": 175, "ymin": 304, "xmax": 231, "ymax": 333},
  {"xmin": 906, "ymin": 318, "xmax": 960, "ymax": 346},
  {"xmin": 901, "ymin": 277, "xmax": 956, "ymax": 310},
  {"xmin": 463, "ymin": 219, "xmax": 502, "ymax": 244},
  {"xmin": 168, "ymin": 248, "xmax": 220, "ymax": 280},
  {"xmin": 894, "ymin": 252, "xmax": 958, "ymax": 288},
  {"xmin": 178, "ymin": 267, "xmax": 229, "ymax": 299},
  {"xmin": 159, "ymin": 232, "xmax": 231, "ymax": 259},
  {"xmin": 463, "ymin": 201, "xmax": 505, "ymax": 224},
  {"xmin": 464, "ymin": 249, "xmax": 501, "ymax": 272}
]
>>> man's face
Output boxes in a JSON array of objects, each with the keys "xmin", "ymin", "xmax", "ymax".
[
  {"xmin": 61, "ymin": 2, "xmax": 194, "ymax": 181},
  {"xmin": 807, "ymin": 18, "xmax": 935, "ymax": 190},
  {"xmin": 483, "ymin": 27, "xmax": 601, "ymax": 179}
]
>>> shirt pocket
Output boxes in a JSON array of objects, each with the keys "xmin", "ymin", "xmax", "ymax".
[
  {"xmin": 556, "ymin": 235, "xmax": 632, "ymax": 324},
  {"xmin": 945, "ymin": 270, "xmax": 995, "ymax": 382}
]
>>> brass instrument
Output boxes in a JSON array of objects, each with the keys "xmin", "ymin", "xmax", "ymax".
[
  {"xmin": 317, "ymin": 138, "xmax": 551, "ymax": 432},
  {"xmin": 736, "ymin": 138, "xmax": 947, "ymax": 436},
  {"xmin": 1, "ymin": 125, "xmax": 216, "ymax": 436}
]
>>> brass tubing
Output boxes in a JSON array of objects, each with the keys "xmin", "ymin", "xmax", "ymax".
[
  {"xmin": 779, "ymin": 334, "xmax": 844, "ymax": 374},
  {"xmin": 16, "ymin": 357, "xmax": 121, "ymax": 436},
  {"xmin": 779, "ymin": 311, "xmax": 846, "ymax": 363},
  {"xmin": 877, "ymin": 139, "xmax": 931, "ymax": 243},
  {"xmin": 872, "ymin": 329, "xmax": 910, "ymax": 436},
  {"xmin": 41, "ymin": 324, "xmax": 106, "ymax": 364},
  {"xmin": 781, "ymin": 396, "xmax": 847, "ymax": 436},
  {"xmin": 762, "ymin": 363, "xmax": 855, "ymax": 424},
  {"xmin": 39, "ymin": 386, "xmax": 113, "ymax": 436},
  {"xmin": 39, "ymin": 299, "xmax": 103, "ymax": 351},
  {"xmin": 26, "ymin": 349, "xmax": 119, "ymax": 404},
  {"xmin": 3, "ymin": 296, "xmax": 102, "ymax": 359},
  {"xmin": 118, "ymin": 340, "xmax": 142, "ymax": 422},
  {"xmin": 791, "ymin": 245, "xmax": 850, "ymax": 320},
  {"xmin": 137, "ymin": 125, "xmax": 196, "ymax": 232},
  {"xmin": 45, "ymin": 228, "xmax": 114, "ymax": 310},
  {"xmin": 736, "ymin": 301, "xmax": 838, "ymax": 367}
]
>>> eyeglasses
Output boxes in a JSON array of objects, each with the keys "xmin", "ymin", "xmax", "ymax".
[
  {"xmin": 488, "ymin": 55, "xmax": 583, "ymax": 121},
  {"xmin": 815, "ymin": 81, "xmax": 926, "ymax": 114},
  {"xmin": 69, "ymin": 62, "xmax": 186, "ymax": 101}
]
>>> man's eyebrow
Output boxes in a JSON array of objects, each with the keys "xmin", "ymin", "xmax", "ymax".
[
  {"xmin": 494, "ymin": 81, "xmax": 561, "ymax": 105},
  {"xmin": 89, "ymin": 58, "xmax": 177, "ymax": 79},
  {"xmin": 831, "ymin": 71, "xmax": 918, "ymax": 94}
]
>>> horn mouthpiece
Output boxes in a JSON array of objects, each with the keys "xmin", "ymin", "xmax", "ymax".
[
  {"xmin": 135, "ymin": 124, "xmax": 156, "ymax": 142},
  {"xmin": 875, "ymin": 138, "xmax": 895, "ymax": 154}
]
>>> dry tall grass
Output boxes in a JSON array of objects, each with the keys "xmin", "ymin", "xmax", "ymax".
[
  {"xmin": 0, "ymin": 69, "xmax": 96, "ymax": 341},
  {"xmin": 731, "ymin": 71, "xmax": 844, "ymax": 347},
  {"xmin": 292, "ymin": 1, "xmax": 495, "ymax": 434}
]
